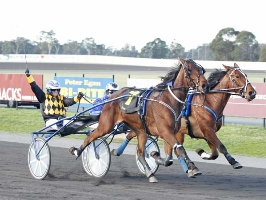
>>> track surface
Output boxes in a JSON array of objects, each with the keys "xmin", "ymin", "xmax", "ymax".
[{"xmin": 1, "ymin": 140, "xmax": 266, "ymax": 200}]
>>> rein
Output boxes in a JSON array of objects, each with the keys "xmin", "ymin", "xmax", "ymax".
[
  {"xmin": 186, "ymin": 67, "xmax": 252, "ymax": 122},
  {"xmin": 208, "ymin": 88, "xmax": 246, "ymax": 96}
]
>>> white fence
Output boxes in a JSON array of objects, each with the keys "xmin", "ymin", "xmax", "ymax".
[{"xmin": 1, "ymin": 54, "xmax": 266, "ymax": 71}]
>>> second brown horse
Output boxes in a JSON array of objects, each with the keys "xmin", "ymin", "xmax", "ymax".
[{"xmin": 112, "ymin": 63, "xmax": 256, "ymax": 174}]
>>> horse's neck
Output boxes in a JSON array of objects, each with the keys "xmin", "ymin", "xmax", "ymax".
[
  {"xmin": 173, "ymin": 71, "xmax": 189, "ymax": 100},
  {"xmin": 204, "ymin": 78, "xmax": 232, "ymax": 117}
]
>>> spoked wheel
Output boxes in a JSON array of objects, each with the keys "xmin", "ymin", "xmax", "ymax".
[
  {"xmin": 82, "ymin": 138, "xmax": 111, "ymax": 178},
  {"xmin": 28, "ymin": 137, "xmax": 51, "ymax": 180},
  {"xmin": 136, "ymin": 136, "xmax": 160, "ymax": 174}
]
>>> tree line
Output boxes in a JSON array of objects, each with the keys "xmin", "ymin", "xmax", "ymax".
[{"xmin": 0, "ymin": 28, "xmax": 266, "ymax": 62}]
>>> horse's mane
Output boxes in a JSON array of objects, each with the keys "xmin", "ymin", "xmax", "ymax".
[
  {"xmin": 208, "ymin": 69, "xmax": 227, "ymax": 90},
  {"xmin": 156, "ymin": 63, "xmax": 181, "ymax": 89}
]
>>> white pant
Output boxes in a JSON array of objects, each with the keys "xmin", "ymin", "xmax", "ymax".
[{"xmin": 45, "ymin": 119, "xmax": 71, "ymax": 130}]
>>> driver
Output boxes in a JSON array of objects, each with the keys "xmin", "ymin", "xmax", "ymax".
[
  {"xmin": 25, "ymin": 68, "xmax": 84, "ymax": 130},
  {"xmin": 89, "ymin": 82, "xmax": 119, "ymax": 115}
]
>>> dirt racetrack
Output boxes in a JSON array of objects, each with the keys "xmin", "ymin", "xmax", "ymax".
[{"xmin": 0, "ymin": 139, "xmax": 266, "ymax": 200}]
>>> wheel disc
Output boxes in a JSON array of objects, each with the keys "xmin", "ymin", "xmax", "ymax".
[
  {"xmin": 28, "ymin": 137, "xmax": 51, "ymax": 180},
  {"xmin": 82, "ymin": 138, "xmax": 111, "ymax": 178},
  {"xmin": 136, "ymin": 136, "xmax": 160, "ymax": 174}
]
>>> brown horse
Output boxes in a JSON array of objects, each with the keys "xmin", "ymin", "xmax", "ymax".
[
  {"xmin": 150, "ymin": 63, "xmax": 256, "ymax": 171},
  {"xmin": 69, "ymin": 57, "xmax": 209, "ymax": 182}
]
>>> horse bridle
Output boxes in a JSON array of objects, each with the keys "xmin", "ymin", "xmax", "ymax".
[
  {"xmin": 228, "ymin": 67, "xmax": 252, "ymax": 98},
  {"xmin": 209, "ymin": 67, "xmax": 254, "ymax": 98},
  {"xmin": 180, "ymin": 60, "xmax": 205, "ymax": 91},
  {"xmin": 166, "ymin": 60, "xmax": 206, "ymax": 104}
]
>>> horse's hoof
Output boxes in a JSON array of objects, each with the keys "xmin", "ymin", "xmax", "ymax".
[
  {"xmin": 187, "ymin": 168, "xmax": 202, "ymax": 178},
  {"xmin": 192, "ymin": 168, "xmax": 202, "ymax": 176},
  {"xmin": 110, "ymin": 149, "xmax": 118, "ymax": 156},
  {"xmin": 195, "ymin": 148, "xmax": 205, "ymax": 156},
  {"xmin": 150, "ymin": 151, "xmax": 160, "ymax": 158},
  {"xmin": 69, "ymin": 147, "xmax": 78, "ymax": 157},
  {"xmin": 196, "ymin": 148, "xmax": 211, "ymax": 159},
  {"xmin": 164, "ymin": 160, "xmax": 173, "ymax": 167},
  {"xmin": 149, "ymin": 175, "xmax": 158, "ymax": 183},
  {"xmin": 233, "ymin": 162, "xmax": 243, "ymax": 169},
  {"xmin": 187, "ymin": 170, "xmax": 196, "ymax": 178}
]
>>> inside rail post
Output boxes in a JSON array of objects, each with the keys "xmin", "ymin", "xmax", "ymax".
[
  {"xmin": 222, "ymin": 115, "xmax": 225, "ymax": 126},
  {"xmin": 264, "ymin": 118, "xmax": 266, "ymax": 128}
]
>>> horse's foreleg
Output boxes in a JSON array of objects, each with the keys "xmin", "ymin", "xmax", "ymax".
[
  {"xmin": 175, "ymin": 131, "xmax": 189, "ymax": 173},
  {"xmin": 173, "ymin": 143, "xmax": 202, "ymax": 177},
  {"xmin": 111, "ymin": 131, "xmax": 136, "ymax": 156}
]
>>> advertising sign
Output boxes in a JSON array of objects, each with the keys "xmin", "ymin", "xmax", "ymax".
[
  {"xmin": 224, "ymin": 83, "xmax": 266, "ymax": 118},
  {"xmin": 54, "ymin": 76, "xmax": 113, "ymax": 107},
  {"xmin": 0, "ymin": 74, "xmax": 42, "ymax": 102}
]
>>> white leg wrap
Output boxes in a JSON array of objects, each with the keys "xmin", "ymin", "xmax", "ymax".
[
  {"xmin": 74, "ymin": 150, "xmax": 78, "ymax": 157},
  {"xmin": 201, "ymin": 152, "xmax": 211, "ymax": 159},
  {"xmin": 173, "ymin": 143, "xmax": 182, "ymax": 150}
]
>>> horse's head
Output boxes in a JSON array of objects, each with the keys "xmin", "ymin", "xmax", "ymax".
[
  {"xmin": 223, "ymin": 63, "xmax": 256, "ymax": 101},
  {"xmin": 178, "ymin": 57, "xmax": 209, "ymax": 93}
]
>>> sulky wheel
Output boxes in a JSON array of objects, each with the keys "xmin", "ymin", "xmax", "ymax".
[
  {"xmin": 82, "ymin": 138, "xmax": 111, "ymax": 178},
  {"xmin": 135, "ymin": 136, "xmax": 160, "ymax": 174},
  {"xmin": 28, "ymin": 137, "xmax": 51, "ymax": 180}
]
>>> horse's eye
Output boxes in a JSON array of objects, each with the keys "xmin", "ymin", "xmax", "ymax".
[{"xmin": 235, "ymin": 75, "xmax": 240, "ymax": 78}]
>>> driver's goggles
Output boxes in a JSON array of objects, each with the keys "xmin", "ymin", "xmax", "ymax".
[{"xmin": 108, "ymin": 90, "xmax": 116, "ymax": 94}]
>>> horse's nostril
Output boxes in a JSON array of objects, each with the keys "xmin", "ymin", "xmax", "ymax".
[{"xmin": 249, "ymin": 91, "xmax": 256, "ymax": 99}]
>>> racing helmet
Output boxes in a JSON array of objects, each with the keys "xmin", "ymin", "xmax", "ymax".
[
  {"xmin": 46, "ymin": 80, "xmax": 61, "ymax": 94},
  {"xmin": 105, "ymin": 82, "xmax": 119, "ymax": 94}
]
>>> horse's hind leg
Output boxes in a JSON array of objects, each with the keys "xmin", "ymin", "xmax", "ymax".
[
  {"xmin": 197, "ymin": 135, "xmax": 242, "ymax": 169},
  {"xmin": 137, "ymin": 133, "xmax": 158, "ymax": 183},
  {"xmin": 195, "ymin": 140, "xmax": 219, "ymax": 160},
  {"xmin": 150, "ymin": 140, "xmax": 173, "ymax": 167},
  {"xmin": 69, "ymin": 114, "xmax": 115, "ymax": 158},
  {"xmin": 216, "ymin": 141, "xmax": 242, "ymax": 169},
  {"xmin": 111, "ymin": 130, "xmax": 136, "ymax": 156}
]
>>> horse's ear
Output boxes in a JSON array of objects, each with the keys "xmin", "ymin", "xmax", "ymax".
[
  {"xmin": 222, "ymin": 64, "xmax": 229, "ymax": 71},
  {"xmin": 178, "ymin": 57, "xmax": 185, "ymax": 63},
  {"xmin": 234, "ymin": 63, "xmax": 239, "ymax": 68}
]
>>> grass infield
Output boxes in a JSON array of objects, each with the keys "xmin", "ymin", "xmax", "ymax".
[{"xmin": 1, "ymin": 107, "xmax": 265, "ymax": 158}]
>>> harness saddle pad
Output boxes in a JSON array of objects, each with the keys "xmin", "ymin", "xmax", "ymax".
[{"xmin": 119, "ymin": 89, "xmax": 147, "ymax": 114}]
